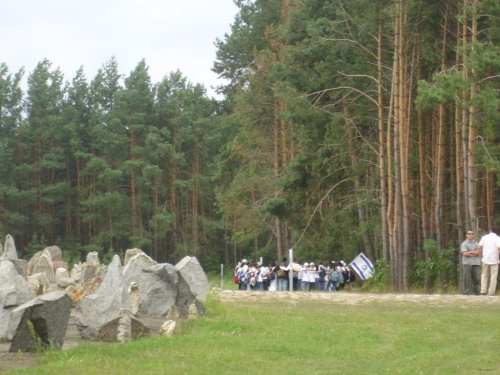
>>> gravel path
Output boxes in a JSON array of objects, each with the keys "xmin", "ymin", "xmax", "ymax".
[{"xmin": 218, "ymin": 289, "xmax": 500, "ymax": 306}]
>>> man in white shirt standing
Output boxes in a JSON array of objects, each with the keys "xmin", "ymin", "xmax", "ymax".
[{"xmin": 477, "ymin": 227, "xmax": 500, "ymax": 296}]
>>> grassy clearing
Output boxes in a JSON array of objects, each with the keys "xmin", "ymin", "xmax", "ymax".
[{"xmin": 7, "ymin": 294, "xmax": 500, "ymax": 375}]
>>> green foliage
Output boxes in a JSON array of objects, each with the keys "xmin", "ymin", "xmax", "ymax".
[
  {"xmin": 23, "ymin": 234, "xmax": 48, "ymax": 260},
  {"xmin": 363, "ymin": 259, "xmax": 392, "ymax": 292},
  {"xmin": 1, "ymin": 0, "xmax": 500, "ymax": 291},
  {"xmin": 26, "ymin": 320, "xmax": 45, "ymax": 354},
  {"xmin": 411, "ymin": 239, "xmax": 455, "ymax": 288}
]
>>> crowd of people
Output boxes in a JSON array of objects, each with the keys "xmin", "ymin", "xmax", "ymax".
[{"xmin": 234, "ymin": 257, "xmax": 356, "ymax": 292}]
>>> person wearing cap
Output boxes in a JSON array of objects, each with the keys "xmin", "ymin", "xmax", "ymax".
[
  {"xmin": 247, "ymin": 262, "xmax": 258, "ymax": 291},
  {"xmin": 461, "ymin": 230, "xmax": 480, "ymax": 295},
  {"xmin": 308, "ymin": 262, "xmax": 318, "ymax": 291},
  {"xmin": 237, "ymin": 259, "xmax": 249, "ymax": 290},
  {"xmin": 328, "ymin": 262, "xmax": 344, "ymax": 291}
]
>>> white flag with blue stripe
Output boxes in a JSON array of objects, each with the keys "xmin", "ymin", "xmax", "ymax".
[{"xmin": 350, "ymin": 253, "xmax": 375, "ymax": 280}]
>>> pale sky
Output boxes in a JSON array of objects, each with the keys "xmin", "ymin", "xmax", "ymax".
[{"xmin": 0, "ymin": 0, "xmax": 238, "ymax": 98}]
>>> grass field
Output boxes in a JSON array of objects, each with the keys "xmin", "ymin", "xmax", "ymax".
[{"xmin": 5, "ymin": 292, "xmax": 500, "ymax": 375}]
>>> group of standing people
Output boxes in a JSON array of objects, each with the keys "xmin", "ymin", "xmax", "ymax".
[
  {"xmin": 234, "ymin": 257, "xmax": 356, "ymax": 292},
  {"xmin": 461, "ymin": 227, "xmax": 500, "ymax": 296}
]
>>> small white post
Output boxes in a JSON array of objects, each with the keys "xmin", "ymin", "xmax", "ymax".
[
  {"xmin": 221, "ymin": 264, "xmax": 224, "ymax": 290},
  {"xmin": 289, "ymin": 248, "xmax": 294, "ymax": 291}
]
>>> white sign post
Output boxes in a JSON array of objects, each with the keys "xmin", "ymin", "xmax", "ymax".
[
  {"xmin": 289, "ymin": 248, "xmax": 294, "ymax": 291},
  {"xmin": 221, "ymin": 264, "xmax": 224, "ymax": 290}
]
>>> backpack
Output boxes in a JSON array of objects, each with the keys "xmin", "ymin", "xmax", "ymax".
[
  {"xmin": 277, "ymin": 269, "xmax": 286, "ymax": 278},
  {"xmin": 349, "ymin": 271, "xmax": 356, "ymax": 283},
  {"xmin": 343, "ymin": 271, "xmax": 350, "ymax": 283},
  {"xmin": 249, "ymin": 276, "xmax": 256, "ymax": 286},
  {"xmin": 319, "ymin": 267, "xmax": 326, "ymax": 279}
]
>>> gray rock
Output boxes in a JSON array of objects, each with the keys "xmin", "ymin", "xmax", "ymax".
[
  {"xmin": 81, "ymin": 264, "xmax": 100, "ymax": 285},
  {"xmin": 27, "ymin": 251, "xmax": 42, "ymax": 276},
  {"xmin": 32, "ymin": 250, "xmax": 55, "ymax": 283},
  {"xmin": 98, "ymin": 312, "xmax": 149, "ymax": 342},
  {"xmin": 138, "ymin": 264, "xmax": 178, "ymax": 316},
  {"xmin": 55, "ymin": 267, "xmax": 69, "ymax": 281},
  {"xmin": 86, "ymin": 252, "xmax": 100, "ymax": 266},
  {"xmin": 175, "ymin": 271, "xmax": 206, "ymax": 319},
  {"xmin": 116, "ymin": 308, "xmax": 132, "ymax": 343},
  {"xmin": 27, "ymin": 273, "xmax": 50, "ymax": 296},
  {"xmin": 123, "ymin": 248, "xmax": 145, "ymax": 266},
  {"xmin": 57, "ymin": 277, "xmax": 76, "ymax": 288},
  {"xmin": 42, "ymin": 246, "xmax": 62, "ymax": 262},
  {"xmin": 175, "ymin": 256, "xmax": 210, "ymax": 301},
  {"xmin": 166, "ymin": 304, "xmax": 180, "ymax": 321},
  {"xmin": 53, "ymin": 260, "xmax": 68, "ymax": 273},
  {"xmin": 188, "ymin": 303, "xmax": 203, "ymax": 319},
  {"xmin": 0, "ymin": 260, "xmax": 33, "ymax": 340},
  {"xmin": 75, "ymin": 255, "xmax": 130, "ymax": 340},
  {"xmin": 11, "ymin": 259, "xmax": 28, "ymax": 279},
  {"xmin": 122, "ymin": 253, "xmax": 157, "ymax": 310},
  {"xmin": 8, "ymin": 291, "xmax": 72, "ymax": 352},
  {"xmin": 122, "ymin": 252, "xmax": 157, "ymax": 279},
  {"xmin": 159, "ymin": 320, "xmax": 177, "ymax": 337},
  {"xmin": 70, "ymin": 263, "xmax": 82, "ymax": 283},
  {"xmin": 1, "ymin": 234, "xmax": 18, "ymax": 260}
]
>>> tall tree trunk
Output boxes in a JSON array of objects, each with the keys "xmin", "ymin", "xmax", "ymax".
[
  {"xmin": 467, "ymin": 0, "xmax": 478, "ymax": 233},
  {"xmin": 378, "ymin": 7, "xmax": 389, "ymax": 262},
  {"xmin": 130, "ymin": 130, "xmax": 137, "ymax": 235},
  {"xmin": 345, "ymin": 105, "xmax": 374, "ymax": 261},
  {"xmin": 169, "ymin": 128, "xmax": 178, "ymax": 259},
  {"xmin": 192, "ymin": 138, "xmax": 199, "ymax": 253},
  {"xmin": 274, "ymin": 100, "xmax": 283, "ymax": 260}
]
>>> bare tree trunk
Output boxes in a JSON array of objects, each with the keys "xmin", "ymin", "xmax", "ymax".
[
  {"xmin": 274, "ymin": 100, "xmax": 283, "ymax": 260},
  {"xmin": 378, "ymin": 8, "xmax": 389, "ymax": 262},
  {"xmin": 345, "ymin": 107, "xmax": 375, "ymax": 261},
  {"xmin": 130, "ymin": 130, "xmax": 138, "ymax": 234},
  {"xmin": 192, "ymin": 138, "xmax": 199, "ymax": 254}
]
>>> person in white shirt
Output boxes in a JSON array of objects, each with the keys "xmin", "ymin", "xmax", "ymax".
[
  {"xmin": 477, "ymin": 227, "xmax": 500, "ymax": 296},
  {"xmin": 301, "ymin": 263, "xmax": 310, "ymax": 291},
  {"xmin": 268, "ymin": 261, "xmax": 278, "ymax": 291},
  {"xmin": 257, "ymin": 263, "xmax": 267, "ymax": 291},
  {"xmin": 238, "ymin": 259, "xmax": 249, "ymax": 290}
]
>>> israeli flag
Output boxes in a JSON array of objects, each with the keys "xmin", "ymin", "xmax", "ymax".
[{"xmin": 350, "ymin": 253, "xmax": 375, "ymax": 280}]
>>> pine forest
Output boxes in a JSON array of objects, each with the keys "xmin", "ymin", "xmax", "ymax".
[{"xmin": 1, "ymin": 0, "xmax": 499, "ymax": 292}]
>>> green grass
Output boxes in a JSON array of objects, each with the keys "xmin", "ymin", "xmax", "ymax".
[{"xmin": 7, "ymin": 294, "xmax": 500, "ymax": 375}]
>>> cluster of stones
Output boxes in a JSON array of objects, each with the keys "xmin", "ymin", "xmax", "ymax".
[{"xmin": 0, "ymin": 235, "xmax": 210, "ymax": 352}]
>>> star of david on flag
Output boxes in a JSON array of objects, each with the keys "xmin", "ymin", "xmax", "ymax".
[{"xmin": 350, "ymin": 253, "xmax": 375, "ymax": 280}]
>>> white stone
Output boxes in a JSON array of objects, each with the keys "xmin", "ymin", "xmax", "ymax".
[
  {"xmin": 86, "ymin": 252, "xmax": 100, "ymax": 266},
  {"xmin": 160, "ymin": 320, "xmax": 177, "ymax": 337},
  {"xmin": 1, "ymin": 234, "xmax": 18, "ymax": 260},
  {"xmin": 55, "ymin": 267, "xmax": 70, "ymax": 281}
]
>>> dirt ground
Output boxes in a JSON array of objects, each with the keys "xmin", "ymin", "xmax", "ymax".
[
  {"xmin": 1, "ymin": 291, "xmax": 498, "ymax": 373},
  {"xmin": 218, "ymin": 289, "xmax": 500, "ymax": 306}
]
